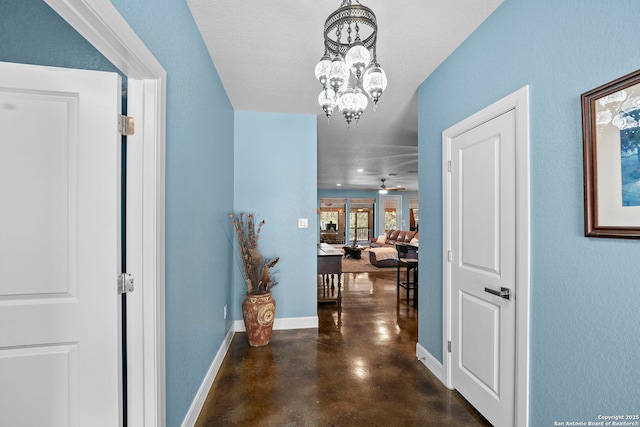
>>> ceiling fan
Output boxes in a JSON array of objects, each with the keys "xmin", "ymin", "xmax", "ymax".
[{"xmin": 366, "ymin": 178, "xmax": 405, "ymax": 193}]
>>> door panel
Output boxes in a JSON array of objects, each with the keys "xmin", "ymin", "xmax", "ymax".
[
  {"xmin": 0, "ymin": 62, "xmax": 121, "ymax": 426},
  {"xmin": 1, "ymin": 92, "xmax": 76, "ymax": 297},
  {"xmin": 450, "ymin": 109, "xmax": 516, "ymax": 427},
  {"xmin": 0, "ymin": 344, "xmax": 78, "ymax": 426},
  {"xmin": 460, "ymin": 292, "xmax": 500, "ymax": 396},
  {"xmin": 460, "ymin": 137, "xmax": 500, "ymax": 275}
]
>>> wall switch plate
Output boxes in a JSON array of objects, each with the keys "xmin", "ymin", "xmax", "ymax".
[
  {"xmin": 298, "ymin": 218, "xmax": 308, "ymax": 228},
  {"xmin": 223, "ymin": 305, "xmax": 227, "ymax": 319}
]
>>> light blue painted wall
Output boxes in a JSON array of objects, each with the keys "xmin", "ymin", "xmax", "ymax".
[
  {"xmin": 418, "ymin": 0, "xmax": 640, "ymax": 423},
  {"xmin": 234, "ymin": 112, "xmax": 318, "ymax": 319},
  {"xmin": 107, "ymin": 2, "xmax": 236, "ymax": 425},
  {"xmin": 0, "ymin": 0, "xmax": 117, "ymax": 73}
]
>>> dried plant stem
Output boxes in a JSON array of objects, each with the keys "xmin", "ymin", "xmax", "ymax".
[{"xmin": 229, "ymin": 212, "xmax": 279, "ymax": 294}]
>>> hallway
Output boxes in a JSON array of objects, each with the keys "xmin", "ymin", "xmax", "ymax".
[{"xmin": 195, "ymin": 269, "xmax": 491, "ymax": 426}]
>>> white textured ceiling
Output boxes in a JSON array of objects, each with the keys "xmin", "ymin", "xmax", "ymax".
[{"xmin": 187, "ymin": 0, "xmax": 503, "ymax": 191}]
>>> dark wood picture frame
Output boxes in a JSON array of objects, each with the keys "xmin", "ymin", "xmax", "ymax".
[{"xmin": 581, "ymin": 69, "xmax": 640, "ymax": 239}]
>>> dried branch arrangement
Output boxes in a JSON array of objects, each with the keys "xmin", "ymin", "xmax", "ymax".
[{"xmin": 229, "ymin": 212, "xmax": 280, "ymax": 294}]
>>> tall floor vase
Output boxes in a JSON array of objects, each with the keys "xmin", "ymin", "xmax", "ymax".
[{"xmin": 242, "ymin": 292, "xmax": 276, "ymax": 347}]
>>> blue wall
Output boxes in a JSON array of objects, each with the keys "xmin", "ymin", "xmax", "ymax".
[
  {"xmin": 418, "ymin": 0, "xmax": 640, "ymax": 424},
  {"xmin": 0, "ymin": 0, "xmax": 117, "ymax": 73},
  {"xmin": 107, "ymin": 1, "xmax": 236, "ymax": 425},
  {"xmin": 234, "ymin": 112, "xmax": 318, "ymax": 320}
]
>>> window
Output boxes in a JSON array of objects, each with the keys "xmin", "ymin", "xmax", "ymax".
[
  {"xmin": 320, "ymin": 211, "xmax": 339, "ymax": 230},
  {"xmin": 349, "ymin": 210, "xmax": 370, "ymax": 243},
  {"xmin": 348, "ymin": 198, "xmax": 375, "ymax": 244},
  {"xmin": 380, "ymin": 196, "xmax": 401, "ymax": 231},
  {"xmin": 319, "ymin": 198, "xmax": 346, "ymax": 244},
  {"xmin": 384, "ymin": 210, "xmax": 397, "ymax": 230},
  {"xmin": 410, "ymin": 198, "xmax": 419, "ymax": 231}
]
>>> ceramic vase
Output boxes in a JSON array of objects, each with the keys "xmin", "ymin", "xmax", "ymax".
[{"xmin": 242, "ymin": 292, "xmax": 276, "ymax": 347}]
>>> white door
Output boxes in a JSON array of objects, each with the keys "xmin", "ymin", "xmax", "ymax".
[
  {"xmin": 450, "ymin": 109, "xmax": 516, "ymax": 426},
  {"xmin": 0, "ymin": 62, "xmax": 122, "ymax": 426}
]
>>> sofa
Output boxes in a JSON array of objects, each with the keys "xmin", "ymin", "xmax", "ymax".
[
  {"xmin": 369, "ymin": 247, "xmax": 399, "ymax": 268},
  {"xmin": 370, "ymin": 230, "xmax": 418, "ymax": 248},
  {"xmin": 368, "ymin": 230, "xmax": 419, "ymax": 267}
]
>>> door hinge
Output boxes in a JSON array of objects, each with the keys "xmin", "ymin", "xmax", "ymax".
[
  {"xmin": 447, "ymin": 250, "xmax": 452, "ymax": 262},
  {"xmin": 118, "ymin": 273, "xmax": 134, "ymax": 294},
  {"xmin": 448, "ymin": 341, "xmax": 452, "ymax": 353},
  {"xmin": 447, "ymin": 160, "xmax": 452, "ymax": 172},
  {"xmin": 118, "ymin": 115, "xmax": 135, "ymax": 136}
]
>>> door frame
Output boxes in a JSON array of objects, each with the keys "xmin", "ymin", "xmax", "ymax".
[
  {"xmin": 442, "ymin": 86, "xmax": 530, "ymax": 427},
  {"xmin": 45, "ymin": 1, "xmax": 167, "ymax": 425}
]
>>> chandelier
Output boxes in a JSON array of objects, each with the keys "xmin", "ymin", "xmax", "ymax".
[{"xmin": 314, "ymin": 0, "xmax": 387, "ymax": 127}]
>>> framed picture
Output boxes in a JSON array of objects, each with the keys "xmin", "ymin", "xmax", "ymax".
[{"xmin": 581, "ymin": 69, "xmax": 640, "ymax": 239}]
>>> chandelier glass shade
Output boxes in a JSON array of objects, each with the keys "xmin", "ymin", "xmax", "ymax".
[
  {"xmin": 315, "ymin": 0, "xmax": 387, "ymax": 126},
  {"xmin": 318, "ymin": 89, "xmax": 338, "ymax": 118}
]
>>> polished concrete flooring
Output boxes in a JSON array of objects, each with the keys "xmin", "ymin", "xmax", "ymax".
[{"xmin": 195, "ymin": 269, "xmax": 492, "ymax": 426}]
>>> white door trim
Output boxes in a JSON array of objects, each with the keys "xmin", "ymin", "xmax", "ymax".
[
  {"xmin": 442, "ymin": 86, "xmax": 530, "ymax": 427},
  {"xmin": 44, "ymin": 1, "xmax": 167, "ymax": 425}
]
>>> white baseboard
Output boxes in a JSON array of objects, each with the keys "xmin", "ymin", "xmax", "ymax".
[
  {"xmin": 416, "ymin": 343, "xmax": 451, "ymax": 389},
  {"xmin": 181, "ymin": 326, "xmax": 235, "ymax": 427},
  {"xmin": 181, "ymin": 316, "xmax": 318, "ymax": 426},
  {"xmin": 274, "ymin": 316, "xmax": 318, "ymax": 330}
]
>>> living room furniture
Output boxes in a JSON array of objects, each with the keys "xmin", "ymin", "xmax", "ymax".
[
  {"xmin": 396, "ymin": 242, "xmax": 418, "ymax": 260},
  {"xmin": 342, "ymin": 245, "xmax": 364, "ymax": 259},
  {"xmin": 320, "ymin": 229, "xmax": 345, "ymax": 244},
  {"xmin": 370, "ymin": 229, "xmax": 418, "ymax": 248},
  {"xmin": 368, "ymin": 247, "xmax": 398, "ymax": 267},
  {"xmin": 317, "ymin": 243, "xmax": 343, "ymax": 305},
  {"xmin": 396, "ymin": 242, "xmax": 419, "ymax": 306}
]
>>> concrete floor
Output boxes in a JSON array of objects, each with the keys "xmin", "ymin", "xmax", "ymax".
[{"xmin": 195, "ymin": 269, "xmax": 491, "ymax": 426}]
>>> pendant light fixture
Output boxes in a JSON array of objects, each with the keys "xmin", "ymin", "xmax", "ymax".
[{"xmin": 314, "ymin": 0, "xmax": 387, "ymax": 127}]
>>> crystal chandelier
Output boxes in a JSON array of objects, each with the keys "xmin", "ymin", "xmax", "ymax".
[{"xmin": 315, "ymin": 0, "xmax": 387, "ymax": 127}]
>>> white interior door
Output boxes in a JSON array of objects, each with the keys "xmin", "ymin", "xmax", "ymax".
[
  {"xmin": 449, "ymin": 109, "xmax": 516, "ymax": 427},
  {"xmin": 0, "ymin": 61, "xmax": 122, "ymax": 426}
]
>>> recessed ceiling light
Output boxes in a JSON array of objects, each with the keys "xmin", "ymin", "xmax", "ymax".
[
  {"xmin": 336, "ymin": 183, "xmax": 342, "ymax": 187},
  {"xmin": 357, "ymin": 168, "xmax": 364, "ymax": 172}
]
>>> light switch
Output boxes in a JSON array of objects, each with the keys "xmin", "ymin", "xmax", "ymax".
[{"xmin": 298, "ymin": 218, "xmax": 308, "ymax": 228}]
